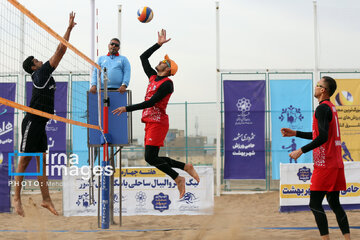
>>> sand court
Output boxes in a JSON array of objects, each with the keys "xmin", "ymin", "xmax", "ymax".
[{"xmin": 1, "ymin": 191, "xmax": 359, "ymax": 240}]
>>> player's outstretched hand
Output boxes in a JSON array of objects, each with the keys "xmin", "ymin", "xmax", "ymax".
[
  {"xmin": 157, "ymin": 29, "xmax": 171, "ymax": 46},
  {"xmin": 112, "ymin": 106, "xmax": 126, "ymax": 116},
  {"xmin": 281, "ymin": 128, "xmax": 296, "ymax": 137},
  {"xmin": 68, "ymin": 12, "xmax": 77, "ymax": 30}
]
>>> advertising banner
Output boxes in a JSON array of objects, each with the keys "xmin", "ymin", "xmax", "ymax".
[
  {"xmin": 280, "ymin": 162, "xmax": 360, "ymax": 212},
  {"xmin": 0, "ymin": 83, "xmax": 15, "ymax": 212},
  {"xmin": 331, "ymin": 79, "xmax": 360, "ymax": 163},
  {"xmin": 223, "ymin": 80, "xmax": 266, "ymax": 179},
  {"xmin": 270, "ymin": 80, "xmax": 313, "ymax": 179},
  {"xmin": 63, "ymin": 166, "xmax": 213, "ymax": 216},
  {"xmin": 72, "ymin": 81, "xmax": 89, "ymax": 167}
]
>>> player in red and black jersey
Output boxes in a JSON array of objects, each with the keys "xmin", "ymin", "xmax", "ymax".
[
  {"xmin": 281, "ymin": 76, "xmax": 351, "ymax": 240},
  {"xmin": 113, "ymin": 30, "xmax": 200, "ymax": 198}
]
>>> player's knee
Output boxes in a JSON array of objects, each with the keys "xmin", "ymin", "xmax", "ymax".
[
  {"xmin": 144, "ymin": 151, "xmax": 156, "ymax": 166},
  {"xmin": 328, "ymin": 201, "xmax": 341, "ymax": 212},
  {"xmin": 17, "ymin": 156, "xmax": 32, "ymax": 169},
  {"xmin": 309, "ymin": 200, "xmax": 322, "ymax": 212}
]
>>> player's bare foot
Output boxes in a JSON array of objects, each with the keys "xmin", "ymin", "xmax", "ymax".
[
  {"xmin": 41, "ymin": 200, "xmax": 59, "ymax": 216},
  {"xmin": 13, "ymin": 198, "xmax": 25, "ymax": 217},
  {"xmin": 175, "ymin": 176, "xmax": 186, "ymax": 199},
  {"xmin": 184, "ymin": 163, "xmax": 200, "ymax": 183},
  {"xmin": 321, "ymin": 235, "xmax": 330, "ymax": 240}
]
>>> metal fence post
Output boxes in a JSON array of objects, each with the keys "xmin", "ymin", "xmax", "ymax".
[{"xmin": 185, "ymin": 101, "xmax": 188, "ymax": 163}]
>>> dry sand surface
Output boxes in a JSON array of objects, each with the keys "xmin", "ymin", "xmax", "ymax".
[{"xmin": 0, "ymin": 191, "xmax": 359, "ymax": 240}]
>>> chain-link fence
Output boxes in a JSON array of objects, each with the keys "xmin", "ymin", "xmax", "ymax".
[{"xmin": 2, "ymin": 71, "xmax": 360, "ymax": 193}]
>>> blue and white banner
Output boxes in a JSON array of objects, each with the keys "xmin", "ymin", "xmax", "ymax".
[
  {"xmin": 0, "ymin": 83, "xmax": 15, "ymax": 212},
  {"xmin": 270, "ymin": 80, "xmax": 313, "ymax": 180},
  {"xmin": 63, "ymin": 166, "xmax": 214, "ymax": 216},
  {"xmin": 224, "ymin": 80, "xmax": 266, "ymax": 179},
  {"xmin": 72, "ymin": 81, "xmax": 89, "ymax": 167}
]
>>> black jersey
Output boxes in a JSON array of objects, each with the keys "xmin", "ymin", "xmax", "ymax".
[{"xmin": 27, "ymin": 61, "xmax": 56, "ymax": 122}]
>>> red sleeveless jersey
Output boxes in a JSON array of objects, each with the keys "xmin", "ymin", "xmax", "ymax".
[
  {"xmin": 141, "ymin": 75, "xmax": 172, "ymax": 124},
  {"xmin": 312, "ymin": 100, "xmax": 343, "ymax": 169}
]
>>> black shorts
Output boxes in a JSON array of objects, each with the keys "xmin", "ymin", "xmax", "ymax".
[{"xmin": 20, "ymin": 116, "xmax": 47, "ymax": 153}]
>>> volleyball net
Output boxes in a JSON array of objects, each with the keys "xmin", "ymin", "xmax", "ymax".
[{"xmin": 0, "ymin": 0, "xmax": 102, "ymax": 131}]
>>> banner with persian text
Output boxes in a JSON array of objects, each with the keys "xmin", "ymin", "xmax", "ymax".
[
  {"xmin": 331, "ymin": 79, "xmax": 360, "ymax": 163},
  {"xmin": 63, "ymin": 166, "xmax": 213, "ymax": 216},
  {"xmin": 0, "ymin": 83, "xmax": 15, "ymax": 212},
  {"xmin": 280, "ymin": 162, "xmax": 360, "ymax": 212},
  {"xmin": 223, "ymin": 80, "xmax": 266, "ymax": 179}
]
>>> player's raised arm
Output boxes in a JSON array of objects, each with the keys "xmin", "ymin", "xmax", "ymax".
[
  {"xmin": 49, "ymin": 12, "xmax": 76, "ymax": 69},
  {"xmin": 140, "ymin": 29, "xmax": 172, "ymax": 78},
  {"xmin": 157, "ymin": 29, "xmax": 171, "ymax": 46}
]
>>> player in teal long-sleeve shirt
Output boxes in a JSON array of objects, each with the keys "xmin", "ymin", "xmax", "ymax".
[{"xmin": 90, "ymin": 38, "xmax": 131, "ymax": 94}]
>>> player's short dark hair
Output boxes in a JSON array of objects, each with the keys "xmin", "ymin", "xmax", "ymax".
[
  {"xmin": 322, "ymin": 76, "xmax": 337, "ymax": 97},
  {"xmin": 23, "ymin": 56, "xmax": 35, "ymax": 74},
  {"xmin": 110, "ymin": 38, "xmax": 120, "ymax": 44}
]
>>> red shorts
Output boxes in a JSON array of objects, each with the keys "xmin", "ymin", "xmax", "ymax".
[
  {"xmin": 310, "ymin": 167, "xmax": 346, "ymax": 192},
  {"xmin": 144, "ymin": 122, "xmax": 169, "ymax": 147}
]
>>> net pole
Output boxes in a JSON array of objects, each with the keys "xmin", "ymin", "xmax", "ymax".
[
  {"xmin": 119, "ymin": 147, "xmax": 122, "ymax": 226},
  {"xmin": 97, "ymin": 147, "xmax": 101, "ymax": 228},
  {"xmin": 101, "ymin": 68, "xmax": 110, "ymax": 229},
  {"xmin": 110, "ymin": 147, "xmax": 114, "ymax": 225},
  {"xmin": 215, "ymin": 1, "xmax": 221, "ymax": 197}
]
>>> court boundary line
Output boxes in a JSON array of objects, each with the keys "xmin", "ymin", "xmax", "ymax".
[
  {"xmin": 258, "ymin": 226, "xmax": 360, "ymax": 230},
  {"xmin": 0, "ymin": 228, "xmax": 195, "ymax": 233}
]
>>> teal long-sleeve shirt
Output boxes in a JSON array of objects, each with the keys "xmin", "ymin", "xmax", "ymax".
[{"xmin": 91, "ymin": 54, "xmax": 131, "ymax": 89}]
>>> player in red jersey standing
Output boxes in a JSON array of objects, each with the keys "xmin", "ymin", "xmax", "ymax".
[
  {"xmin": 281, "ymin": 76, "xmax": 351, "ymax": 240},
  {"xmin": 113, "ymin": 29, "xmax": 200, "ymax": 198}
]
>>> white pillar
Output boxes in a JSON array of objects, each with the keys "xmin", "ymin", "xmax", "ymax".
[
  {"xmin": 117, "ymin": 5, "xmax": 122, "ymax": 54},
  {"xmin": 90, "ymin": 0, "xmax": 95, "ymax": 62},
  {"xmin": 215, "ymin": 1, "xmax": 221, "ymax": 197},
  {"xmin": 313, "ymin": 0, "xmax": 319, "ymax": 109},
  {"xmin": 17, "ymin": 12, "xmax": 25, "ymax": 154},
  {"xmin": 313, "ymin": 0, "xmax": 319, "ymax": 83}
]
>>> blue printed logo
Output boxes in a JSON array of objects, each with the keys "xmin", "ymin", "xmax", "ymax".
[
  {"xmin": 282, "ymin": 139, "xmax": 298, "ymax": 163},
  {"xmin": 297, "ymin": 166, "xmax": 312, "ymax": 182},
  {"xmin": 180, "ymin": 192, "xmax": 199, "ymax": 204},
  {"xmin": 8, "ymin": 151, "xmax": 43, "ymax": 176},
  {"xmin": 152, "ymin": 192, "xmax": 171, "ymax": 212},
  {"xmin": 76, "ymin": 192, "xmax": 96, "ymax": 208},
  {"xmin": 113, "ymin": 193, "xmax": 125, "ymax": 203},
  {"xmin": 279, "ymin": 105, "xmax": 304, "ymax": 128},
  {"xmin": 341, "ymin": 142, "xmax": 354, "ymax": 161}
]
